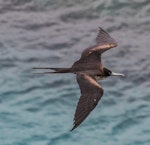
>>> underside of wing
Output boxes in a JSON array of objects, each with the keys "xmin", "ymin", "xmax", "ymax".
[
  {"xmin": 71, "ymin": 73, "xmax": 104, "ymax": 131},
  {"xmin": 96, "ymin": 27, "xmax": 117, "ymax": 46},
  {"xmin": 81, "ymin": 27, "xmax": 118, "ymax": 59}
]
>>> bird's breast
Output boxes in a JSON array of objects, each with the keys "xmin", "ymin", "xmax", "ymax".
[{"xmin": 95, "ymin": 75, "xmax": 105, "ymax": 80}]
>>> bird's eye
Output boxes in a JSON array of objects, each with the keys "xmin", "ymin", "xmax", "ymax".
[{"xmin": 103, "ymin": 68, "xmax": 112, "ymax": 76}]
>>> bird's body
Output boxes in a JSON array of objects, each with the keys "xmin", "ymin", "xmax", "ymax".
[{"xmin": 33, "ymin": 27, "xmax": 124, "ymax": 131}]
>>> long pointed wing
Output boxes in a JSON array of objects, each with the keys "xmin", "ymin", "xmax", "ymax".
[
  {"xmin": 81, "ymin": 27, "xmax": 117, "ymax": 60},
  {"xmin": 96, "ymin": 27, "xmax": 117, "ymax": 46},
  {"xmin": 71, "ymin": 73, "xmax": 104, "ymax": 131}
]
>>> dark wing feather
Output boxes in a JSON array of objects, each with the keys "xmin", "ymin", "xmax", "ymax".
[
  {"xmin": 81, "ymin": 27, "xmax": 117, "ymax": 60},
  {"xmin": 71, "ymin": 73, "xmax": 104, "ymax": 131},
  {"xmin": 96, "ymin": 27, "xmax": 117, "ymax": 46}
]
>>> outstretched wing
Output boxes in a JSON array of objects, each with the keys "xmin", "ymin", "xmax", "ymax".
[
  {"xmin": 96, "ymin": 27, "xmax": 117, "ymax": 46},
  {"xmin": 71, "ymin": 73, "xmax": 104, "ymax": 131},
  {"xmin": 81, "ymin": 27, "xmax": 118, "ymax": 60}
]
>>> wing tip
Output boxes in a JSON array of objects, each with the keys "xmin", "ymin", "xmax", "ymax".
[
  {"xmin": 97, "ymin": 26, "xmax": 118, "ymax": 47},
  {"xmin": 70, "ymin": 126, "xmax": 75, "ymax": 131},
  {"xmin": 70, "ymin": 123, "xmax": 77, "ymax": 131},
  {"xmin": 98, "ymin": 26, "xmax": 103, "ymax": 30},
  {"xmin": 98, "ymin": 27, "xmax": 105, "ymax": 33}
]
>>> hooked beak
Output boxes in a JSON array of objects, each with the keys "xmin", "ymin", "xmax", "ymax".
[{"xmin": 111, "ymin": 72, "xmax": 125, "ymax": 77}]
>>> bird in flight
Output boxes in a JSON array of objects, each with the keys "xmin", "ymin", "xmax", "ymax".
[{"xmin": 33, "ymin": 27, "xmax": 125, "ymax": 131}]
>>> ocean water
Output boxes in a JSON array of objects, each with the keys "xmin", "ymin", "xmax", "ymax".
[{"xmin": 0, "ymin": 0, "xmax": 150, "ymax": 145}]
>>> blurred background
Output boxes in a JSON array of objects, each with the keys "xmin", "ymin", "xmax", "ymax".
[{"xmin": 0, "ymin": 0, "xmax": 150, "ymax": 145}]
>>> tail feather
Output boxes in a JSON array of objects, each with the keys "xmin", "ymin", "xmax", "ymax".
[{"xmin": 33, "ymin": 67, "xmax": 71, "ymax": 73}]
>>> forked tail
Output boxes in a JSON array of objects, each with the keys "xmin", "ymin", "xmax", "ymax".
[{"xmin": 33, "ymin": 67, "xmax": 71, "ymax": 73}]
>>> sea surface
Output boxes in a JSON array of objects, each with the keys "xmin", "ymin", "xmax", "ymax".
[{"xmin": 0, "ymin": 0, "xmax": 150, "ymax": 145}]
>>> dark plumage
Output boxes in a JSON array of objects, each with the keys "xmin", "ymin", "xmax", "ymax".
[{"xmin": 33, "ymin": 27, "xmax": 124, "ymax": 131}]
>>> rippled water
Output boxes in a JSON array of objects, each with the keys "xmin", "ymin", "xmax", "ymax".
[{"xmin": 0, "ymin": 0, "xmax": 150, "ymax": 145}]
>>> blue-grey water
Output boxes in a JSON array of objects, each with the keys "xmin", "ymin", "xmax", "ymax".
[{"xmin": 0, "ymin": 0, "xmax": 150, "ymax": 145}]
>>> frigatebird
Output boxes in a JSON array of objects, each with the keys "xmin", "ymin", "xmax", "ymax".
[{"xmin": 33, "ymin": 27, "xmax": 124, "ymax": 131}]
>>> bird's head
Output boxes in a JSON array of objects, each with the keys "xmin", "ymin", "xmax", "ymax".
[{"xmin": 103, "ymin": 67, "xmax": 125, "ymax": 77}]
